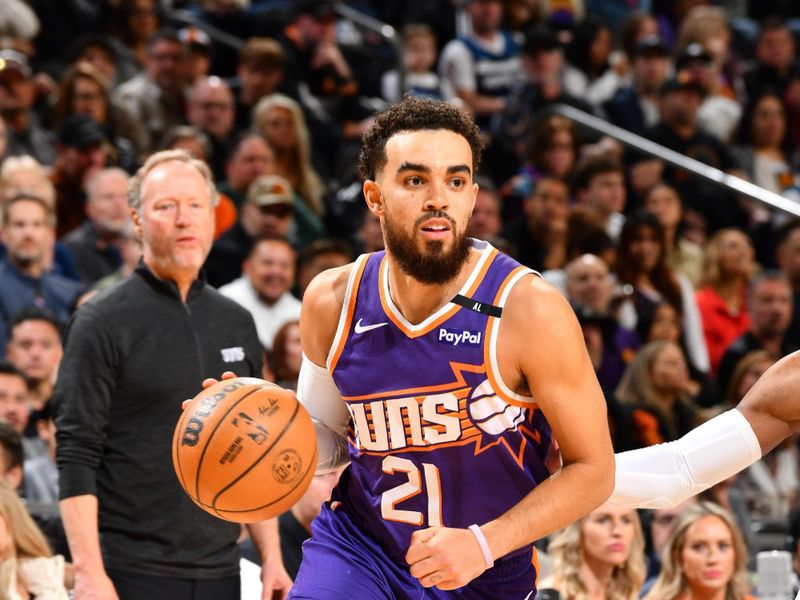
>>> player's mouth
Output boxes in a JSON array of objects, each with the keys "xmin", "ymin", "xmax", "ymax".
[{"xmin": 419, "ymin": 219, "xmax": 452, "ymax": 240}]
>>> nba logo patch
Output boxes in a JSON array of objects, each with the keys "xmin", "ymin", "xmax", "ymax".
[{"xmin": 220, "ymin": 347, "xmax": 245, "ymax": 363}]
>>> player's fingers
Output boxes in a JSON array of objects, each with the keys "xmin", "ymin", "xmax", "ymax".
[
  {"xmin": 405, "ymin": 532, "xmax": 434, "ymax": 565},
  {"xmin": 181, "ymin": 399, "xmax": 192, "ymax": 410},
  {"xmin": 221, "ymin": 371, "xmax": 237, "ymax": 380},
  {"xmin": 408, "ymin": 556, "xmax": 439, "ymax": 581},
  {"xmin": 201, "ymin": 377, "xmax": 219, "ymax": 389}
]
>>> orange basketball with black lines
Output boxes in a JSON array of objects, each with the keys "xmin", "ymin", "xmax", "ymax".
[{"xmin": 172, "ymin": 377, "xmax": 317, "ymax": 523}]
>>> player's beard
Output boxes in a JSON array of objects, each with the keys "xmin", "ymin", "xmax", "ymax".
[{"xmin": 383, "ymin": 209, "xmax": 472, "ymax": 285}]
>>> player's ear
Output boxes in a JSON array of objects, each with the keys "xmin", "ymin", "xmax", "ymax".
[{"xmin": 363, "ymin": 180, "xmax": 384, "ymax": 217}]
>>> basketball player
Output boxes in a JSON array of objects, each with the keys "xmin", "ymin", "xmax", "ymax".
[
  {"xmin": 289, "ymin": 97, "xmax": 614, "ymax": 597},
  {"xmin": 611, "ymin": 349, "xmax": 800, "ymax": 509}
]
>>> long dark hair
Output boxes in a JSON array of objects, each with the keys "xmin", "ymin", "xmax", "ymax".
[{"xmin": 734, "ymin": 87, "xmax": 790, "ymax": 154}]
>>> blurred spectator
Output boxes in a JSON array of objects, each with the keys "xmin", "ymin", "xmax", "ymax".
[
  {"xmin": 642, "ymin": 497, "xmax": 698, "ymax": 588},
  {"xmin": 616, "ymin": 340, "xmax": 700, "ymax": 448},
  {"xmin": 468, "ymin": 176, "xmax": 502, "ymax": 239},
  {"xmin": 107, "ymin": 0, "xmax": 161, "ymax": 70},
  {"xmin": 502, "ymin": 176, "xmax": 570, "ymax": 272},
  {"xmin": 676, "ymin": 6, "xmax": 741, "ymax": 142},
  {"xmin": 0, "ymin": 50, "xmax": 55, "ymax": 166},
  {"xmin": 0, "ymin": 0, "xmax": 39, "ymax": 55},
  {"xmin": 381, "ymin": 24, "xmax": 443, "ymax": 102},
  {"xmin": 563, "ymin": 18, "xmax": 624, "ymax": 108},
  {"xmin": 538, "ymin": 502, "xmax": 646, "ymax": 599},
  {"xmin": 270, "ymin": 320, "xmax": 302, "ymax": 390},
  {"xmin": 253, "ymin": 94, "xmax": 327, "ymax": 245},
  {"xmin": 112, "ymin": 29, "xmax": 188, "ymax": 154},
  {"xmin": 615, "ymin": 211, "xmax": 709, "ymax": 373},
  {"xmin": 717, "ymin": 270, "xmax": 796, "ymax": 395},
  {"xmin": 743, "ymin": 17, "xmax": 798, "ymax": 101},
  {"xmin": 0, "ymin": 421, "xmax": 22, "ymax": 490},
  {"xmin": 66, "ymin": 34, "xmax": 128, "ymax": 88},
  {"xmin": 179, "ymin": 26, "xmax": 212, "ymax": 85},
  {"xmin": 52, "ymin": 62, "xmax": 140, "ymax": 171},
  {"xmin": 643, "ymin": 502, "xmax": 754, "ymax": 600},
  {"xmin": 0, "ymin": 155, "xmax": 54, "ymax": 205},
  {"xmin": 23, "ymin": 399, "xmax": 57, "ymax": 504},
  {"xmin": 695, "ymin": 229, "xmax": 756, "ymax": 375},
  {"xmin": 0, "ymin": 361, "xmax": 29, "ymax": 443},
  {"xmin": 776, "ymin": 219, "xmax": 800, "ymax": 344},
  {"xmin": 217, "ymin": 132, "xmax": 275, "ymax": 208},
  {"xmin": 206, "ymin": 174, "xmax": 295, "ymax": 287},
  {"xmin": 62, "ymin": 168, "xmax": 130, "ymax": 285},
  {"xmin": 439, "ymin": 0, "xmax": 522, "ymax": 127},
  {"xmin": 644, "ymin": 183, "xmax": 704, "ymax": 288},
  {"xmin": 230, "ymin": 37, "xmax": 285, "ymax": 132},
  {"xmin": 0, "ymin": 479, "xmax": 68, "ymax": 599},
  {"xmin": 5, "ymin": 307, "xmax": 63, "ymax": 432},
  {"xmin": 573, "ymin": 155, "xmax": 627, "ymax": 241},
  {"xmin": 51, "ymin": 115, "xmax": 110, "ymax": 238},
  {"xmin": 618, "ymin": 12, "xmax": 661, "ymax": 64},
  {"xmin": 295, "ymin": 239, "xmax": 351, "ymax": 299},
  {"xmin": 358, "ymin": 209, "xmax": 383, "ymax": 254},
  {"xmin": 186, "ymin": 76, "xmax": 236, "ymax": 180},
  {"xmin": 566, "ymin": 254, "xmax": 639, "ymax": 391},
  {"xmin": 604, "ymin": 35, "xmax": 671, "ymax": 138},
  {"xmin": 0, "ymin": 195, "xmax": 84, "ymax": 353},
  {"xmin": 218, "ymin": 238, "xmax": 301, "ymax": 352}
]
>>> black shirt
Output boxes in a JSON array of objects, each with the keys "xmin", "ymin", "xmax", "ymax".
[{"xmin": 54, "ymin": 264, "xmax": 263, "ymax": 578}]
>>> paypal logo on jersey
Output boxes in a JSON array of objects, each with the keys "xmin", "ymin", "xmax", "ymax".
[{"xmin": 438, "ymin": 327, "xmax": 482, "ymax": 347}]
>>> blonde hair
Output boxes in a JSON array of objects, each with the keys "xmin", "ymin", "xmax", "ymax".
[
  {"xmin": 0, "ymin": 156, "xmax": 56, "ymax": 206},
  {"xmin": 615, "ymin": 341, "xmax": 691, "ymax": 440},
  {"xmin": 0, "ymin": 481, "xmax": 51, "ymax": 560},
  {"xmin": 548, "ymin": 507, "xmax": 646, "ymax": 600},
  {"xmin": 644, "ymin": 502, "xmax": 750, "ymax": 600},
  {"xmin": 676, "ymin": 6, "xmax": 729, "ymax": 56},
  {"xmin": 700, "ymin": 228, "xmax": 755, "ymax": 289},
  {"xmin": 128, "ymin": 149, "xmax": 219, "ymax": 211},
  {"xmin": 252, "ymin": 93, "xmax": 325, "ymax": 215}
]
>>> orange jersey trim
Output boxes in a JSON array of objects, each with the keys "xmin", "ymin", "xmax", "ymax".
[{"xmin": 328, "ymin": 256, "xmax": 369, "ymax": 374}]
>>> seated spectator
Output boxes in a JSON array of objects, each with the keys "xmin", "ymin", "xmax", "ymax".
[
  {"xmin": 0, "ymin": 50, "xmax": 56, "ymax": 166},
  {"xmin": 604, "ymin": 35, "xmax": 670, "ymax": 137},
  {"xmin": 0, "ymin": 361, "xmax": 40, "ymax": 460},
  {"xmin": 218, "ymin": 238, "xmax": 301, "ymax": 351},
  {"xmin": 615, "ymin": 341, "xmax": 700, "ymax": 448},
  {"xmin": 206, "ymin": 175, "xmax": 296, "ymax": 287},
  {"xmin": 0, "ymin": 423, "xmax": 22, "ymax": 491},
  {"xmin": 643, "ymin": 183, "xmax": 703, "ymax": 288},
  {"xmin": 382, "ymin": 24, "xmax": 444, "ymax": 102},
  {"xmin": 640, "ymin": 498, "xmax": 698, "ymax": 589},
  {"xmin": 468, "ymin": 176, "xmax": 503, "ymax": 241},
  {"xmin": 0, "ymin": 480, "xmax": 68, "ymax": 599},
  {"xmin": 358, "ymin": 210, "xmax": 383, "ymax": 255},
  {"xmin": 615, "ymin": 211, "xmax": 709, "ymax": 373},
  {"xmin": 502, "ymin": 176, "xmax": 570, "ymax": 272},
  {"xmin": 0, "ymin": 156, "xmax": 54, "ymax": 207},
  {"xmin": 217, "ymin": 132, "xmax": 276, "ymax": 209},
  {"xmin": 66, "ymin": 34, "xmax": 130, "ymax": 88},
  {"xmin": 22, "ymin": 401, "xmax": 57, "ymax": 505},
  {"xmin": 573, "ymin": 155, "xmax": 627, "ymax": 242},
  {"xmin": 0, "ymin": 195, "xmax": 84, "ymax": 353},
  {"xmin": 253, "ymin": 94, "xmax": 327, "ymax": 245},
  {"xmin": 106, "ymin": 0, "xmax": 160, "ymax": 71},
  {"xmin": 51, "ymin": 62, "xmax": 139, "ymax": 173},
  {"xmin": 51, "ymin": 115, "xmax": 111, "ymax": 238},
  {"xmin": 717, "ymin": 271, "xmax": 797, "ymax": 396},
  {"xmin": 562, "ymin": 18, "xmax": 623, "ymax": 108},
  {"xmin": 776, "ymin": 220, "xmax": 800, "ymax": 344},
  {"xmin": 295, "ymin": 239, "xmax": 352, "ymax": 299},
  {"xmin": 643, "ymin": 502, "xmax": 755, "ymax": 600},
  {"xmin": 179, "ymin": 26, "xmax": 212, "ymax": 85},
  {"xmin": 538, "ymin": 502, "xmax": 646, "ymax": 599},
  {"xmin": 4, "ymin": 308, "xmax": 63, "ymax": 435},
  {"xmin": 186, "ymin": 76, "xmax": 237, "ymax": 181},
  {"xmin": 230, "ymin": 37, "xmax": 286, "ymax": 132},
  {"xmin": 695, "ymin": 229, "xmax": 756, "ymax": 376},
  {"xmin": 743, "ymin": 17, "xmax": 798, "ymax": 101},
  {"xmin": 270, "ymin": 321, "xmax": 302, "ymax": 390},
  {"xmin": 62, "ymin": 168, "xmax": 130, "ymax": 286}
]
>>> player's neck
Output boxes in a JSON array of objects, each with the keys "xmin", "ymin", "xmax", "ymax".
[{"xmin": 385, "ymin": 250, "xmax": 478, "ymax": 325}]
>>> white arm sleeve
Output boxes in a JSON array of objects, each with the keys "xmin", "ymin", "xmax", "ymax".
[
  {"xmin": 610, "ymin": 409, "xmax": 762, "ymax": 509},
  {"xmin": 296, "ymin": 354, "xmax": 351, "ymax": 474}
]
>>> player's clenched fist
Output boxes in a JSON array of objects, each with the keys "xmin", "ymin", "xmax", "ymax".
[{"xmin": 405, "ymin": 527, "xmax": 488, "ymax": 590}]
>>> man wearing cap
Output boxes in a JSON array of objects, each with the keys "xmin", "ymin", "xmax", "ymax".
[
  {"xmin": 604, "ymin": 35, "xmax": 671, "ymax": 137},
  {"xmin": 179, "ymin": 26, "xmax": 212, "ymax": 85},
  {"xmin": 219, "ymin": 238, "xmax": 301, "ymax": 352},
  {"xmin": 50, "ymin": 115, "xmax": 110, "ymax": 238},
  {"xmin": 205, "ymin": 174, "xmax": 296, "ymax": 287},
  {"xmin": 0, "ymin": 49, "xmax": 56, "ymax": 166}
]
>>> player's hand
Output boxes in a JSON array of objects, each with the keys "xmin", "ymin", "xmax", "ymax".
[
  {"xmin": 405, "ymin": 527, "xmax": 488, "ymax": 590},
  {"xmin": 261, "ymin": 556, "xmax": 292, "ymax": 600},
  {"xmin": 73, "ymin": 570, "xmax": 120, "ymax": 600},
  {"xmin": 182, "ymin": 372, "xmax": 238, "ymax": 410}
]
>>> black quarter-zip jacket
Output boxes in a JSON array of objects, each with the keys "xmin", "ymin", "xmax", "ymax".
[{"xmin": 55, "ymin": 264, "xmax": 263, "ymax": 578}]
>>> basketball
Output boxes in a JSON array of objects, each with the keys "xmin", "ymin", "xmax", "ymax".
[{"xmin": 172, "ymin": 377, "xmax": 318, "ymax": 523}]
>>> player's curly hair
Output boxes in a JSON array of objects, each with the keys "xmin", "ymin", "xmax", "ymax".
[{"xmin": 358, "ymin": 97, "xmax": 483, "ymax": 181}]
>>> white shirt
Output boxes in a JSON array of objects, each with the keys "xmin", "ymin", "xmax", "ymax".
[{"xmin": 218, "ymin": 277, "xmax": 301, "ymax": 351}]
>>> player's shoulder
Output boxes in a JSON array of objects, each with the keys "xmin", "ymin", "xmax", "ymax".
[
  {"xmin": 504, "ymin": 273, "xmax": 571, "ymax": 319},
  {"xmin": 302, "ymin": 261, "xmax": 358, "ymax": 322}
]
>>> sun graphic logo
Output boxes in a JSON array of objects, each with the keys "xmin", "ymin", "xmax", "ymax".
[{"xmin": 467, "ymin": 379, "xmax": 526, "ymax": 435}]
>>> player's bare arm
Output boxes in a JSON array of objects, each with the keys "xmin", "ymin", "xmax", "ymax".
[
  {"xmin": 406, "ymin": 276, "xmax": 615, "ymax": 590},
  {"xmin": 299, "ymin": 264, "xmax": 353, "ymax": 367}
]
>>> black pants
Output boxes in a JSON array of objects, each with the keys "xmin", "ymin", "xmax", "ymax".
[{"xmin": 107, "ymin": 568, "xmax": 240, "ymax": 600}]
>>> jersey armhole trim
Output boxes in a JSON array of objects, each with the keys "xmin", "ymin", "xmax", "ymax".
[
  {"xmin": 326, "ymin": 254, "xmax": 370, "ymax": 373},
  {"xmin": 483, "ymin": 266, "xmax": 539, "ymax": 407}
]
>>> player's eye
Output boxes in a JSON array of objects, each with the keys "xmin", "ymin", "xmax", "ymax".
[{"xmin": 406, "ymin": 176, "xmax": 423, "ymax": 186}]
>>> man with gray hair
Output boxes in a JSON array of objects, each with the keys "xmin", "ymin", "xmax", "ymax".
[
  {"xmin": 55, "ymin": 150, "xmax": 291, "ymax": 600},
  {"xmin": 62, "ymin": 167, "xmax": 131, "ymax": 285}
]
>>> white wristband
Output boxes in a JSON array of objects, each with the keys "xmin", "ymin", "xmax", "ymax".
[{"xmin": 468, "ymin": 524, "xmax": 494, "ymax": 569}]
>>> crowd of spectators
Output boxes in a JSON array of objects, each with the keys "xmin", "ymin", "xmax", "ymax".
[{"xmin": 2, "ymin": 0, "xmax": 800, "ymax": 596}]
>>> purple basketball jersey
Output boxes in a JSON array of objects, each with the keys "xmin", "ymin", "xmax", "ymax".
[{"xmin": 327, "ymin": 240, "xmax": 553, "ymax": 570}]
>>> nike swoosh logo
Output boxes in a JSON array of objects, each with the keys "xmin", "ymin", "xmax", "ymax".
[{"xmin": 354, "ymin": 318, "xmax": 389, "ymax": 334}]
